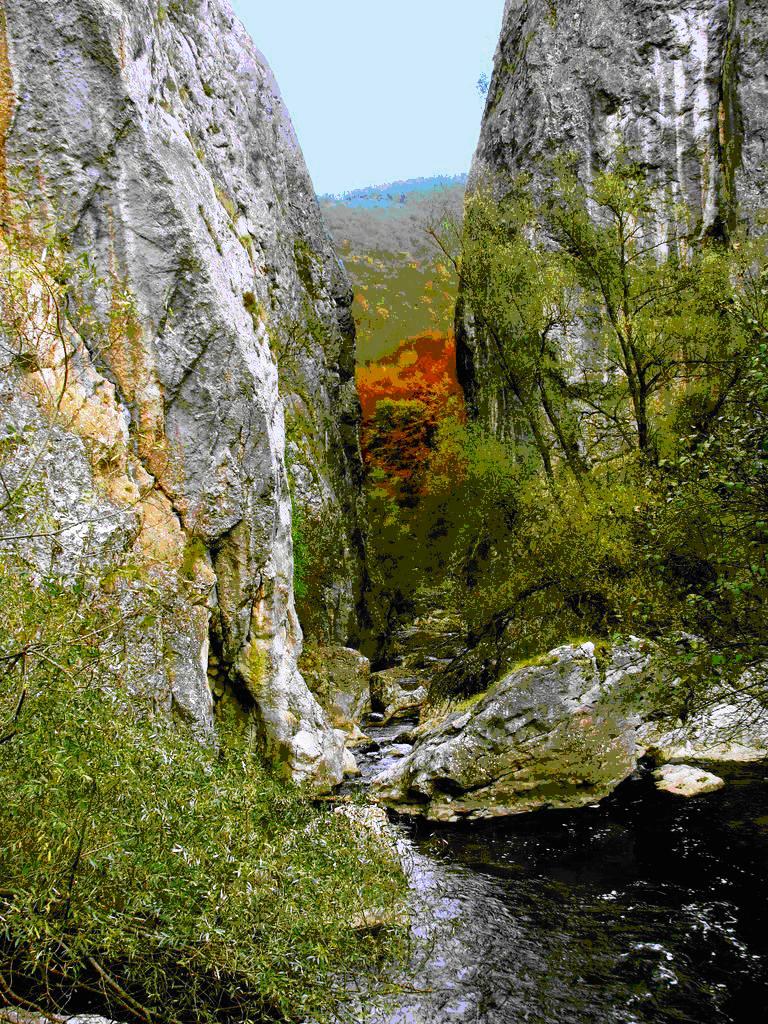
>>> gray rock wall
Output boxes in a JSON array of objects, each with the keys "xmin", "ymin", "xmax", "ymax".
[
  {"xmin": 0, "ymin": 0, "xmax": 364, "ymax": 787},
  {"xmin": 459, "ymin": 0, "xmax": 768, "ymax": 434}
]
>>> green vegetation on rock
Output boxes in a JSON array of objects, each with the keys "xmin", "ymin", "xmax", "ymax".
[
  {"xmin": 367, "ymin": 157, "xmax": 768, "ymax": 714},
  {"xmin": 0, "ymin": 555, "xmax": 405, "ymax": 1024},
  {"xmin": 0, "ymin": 200, "xmax": 405, "ymax": 1024}
]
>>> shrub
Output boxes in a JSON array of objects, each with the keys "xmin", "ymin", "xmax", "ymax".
[
  {"xmin": 0, "ymin": 561, "xmax": 405, "ymax": 1024},
  {"xmin": 291, "ymin": 497, "xmax": 309, "ymax": 602}
]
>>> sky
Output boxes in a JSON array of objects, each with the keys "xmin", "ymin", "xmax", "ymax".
[{"xmin": 229, "ymin": 1, "xmax": 505, "ymax": 196}]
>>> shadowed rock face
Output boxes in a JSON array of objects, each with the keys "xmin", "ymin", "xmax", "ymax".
[
  {"xmin": 0, "ymin": 0, "xmax": 364, "ymax": 787},
  {"xmin": 459, "ymin": 0, "xmax": 768, "ymax": 434}
]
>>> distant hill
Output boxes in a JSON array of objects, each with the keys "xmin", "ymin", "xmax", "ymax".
[
  {"xmin": 320, "ymin": 175, "xmax": 466, "ymax": 362},
  {"xmin": 320, "ymin": 174, "xmax": 467, "ymax": 210},
  {"xmin": 320, "ymin": 175, "xmax": 466, "ymax": 258}
]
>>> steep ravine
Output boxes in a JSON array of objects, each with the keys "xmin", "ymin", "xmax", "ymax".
[{"xmin": 3, "ymin": 1, "xmax": 768, "ymax": 1020}]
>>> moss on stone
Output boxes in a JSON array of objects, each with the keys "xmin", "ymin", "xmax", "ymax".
[
  {"xmin": 243, "ymin": 290, "xmax": 265, "ymax": 330},
  {"xmin": 293, "ymin": 237, "xmax": 320, "ymax": 299},
  {"xmin": 180, "ymin": 536, "xmax": 208, "ymax": 581},
  {"xmin": 215, "ymin": 184, "xmax": 238, "ymax": 222}
]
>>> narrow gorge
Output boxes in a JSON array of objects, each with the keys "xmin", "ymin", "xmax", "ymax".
[{"xmin": 1, "ymin": 2, "xmax": 768, "ymax": 1023}]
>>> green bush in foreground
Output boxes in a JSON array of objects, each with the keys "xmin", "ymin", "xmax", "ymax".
[{"xmin": 0, "ymin": 564, "xmax": 405, "ymax": 1024}]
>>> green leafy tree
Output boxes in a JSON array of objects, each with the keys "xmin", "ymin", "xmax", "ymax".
[{"xmin": 422, "ymin": 157, "xmax": 768, "ymax": 714}]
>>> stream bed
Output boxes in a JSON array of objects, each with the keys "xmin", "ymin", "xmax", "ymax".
[{"xmin": 348, "ymin": 721, "xmax": 768, "ymax": 1024}]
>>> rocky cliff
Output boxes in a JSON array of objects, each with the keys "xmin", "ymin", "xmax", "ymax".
[
  {"xmin": 0, "ymin": 0, "xmax": 365, "ymax": 787},
  {"xmin": 459, "ymin": 0, "xmax": 768, "ymax": 434}
]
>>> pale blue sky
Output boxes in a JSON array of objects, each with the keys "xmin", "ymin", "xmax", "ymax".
[{"xmin": 229, "ymin": 1, "xmax": 505, "ymax": 195}]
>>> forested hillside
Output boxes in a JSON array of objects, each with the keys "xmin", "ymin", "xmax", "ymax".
[{"xmin": 321, "ymin": 175, "xmax": 465, "ymax": 361}]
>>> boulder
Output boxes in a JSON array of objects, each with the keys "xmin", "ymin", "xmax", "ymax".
[
  {"xmin": 300, "ymin": 645, "xmax": 371, "ymax": 740},
  {"xmin": 341, "ymin": 744, "xmax": 361, "ymax": 778},
  {"xmin": 373, "ymin": 637, "xmax": 768, "ymax": 821},
  {"xmin": 373, "ymin": 641, "xmax": 653, "ymax": 822},
  {"xmin": 370, "ymin": 667, "xmax": 428, "ymax": 724},
  {"xmin": 639, "ymin": 689, "xmax": 768, "ymax": 763},
  {"xmin": 654, "ymin": 764, "xmax": 725, "ymax": 798}
]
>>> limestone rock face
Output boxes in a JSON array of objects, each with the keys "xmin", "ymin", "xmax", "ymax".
[
  {"xmin": 0, "ymin": 363, "xmax": 215, "ymax": 732},
  {"xmin": 1, "ymin": 0, "xmax": 363, "ymax": 787},
  {"xmin": 639, "ymin": 686, "xmax": 768, "ymax": 762},
  {"xmin": 300, "ymin": 645, "xmax": 372, "ymax": 741},
  {"xmin": 372, "ymin": 642, "xmax": 652, "ymax": 821},
  {"xmin": 460, "ymin": 0, "xmax": 768, "ymax": 433}
]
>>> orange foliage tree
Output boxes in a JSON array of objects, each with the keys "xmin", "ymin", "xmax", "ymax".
[{"xmin": 357, "ymin": 333, "xmax": 465, "ymax": 501}]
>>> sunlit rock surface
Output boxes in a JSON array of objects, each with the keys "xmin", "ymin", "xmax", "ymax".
[
  {"xmin": 300, "ymin": 645, "xmax": 372, "ymax": 742},
  {"xmin": 639, "ymin": 684, "xmax": 768, "ymax": 762},
  {"xmin": 654, "ymin": 763, "xmax": 725, "ymax": 796},
  {"xmin": 1, "ymin": 0, "xmax": 364, "ymax": 787},
  {"xmin": 373, "ymin": 637, "xmax": 768, "ymax": 820},
  {"xmin": 459, "ymin": 0, "xmax": 768, "ymax": 435},
  {"xmin": 372, "ymin": 641, "xmax": 653, "ymax": 821}
]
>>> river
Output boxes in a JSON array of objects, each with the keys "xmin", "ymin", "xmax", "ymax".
[{"xmin": 347, "ymin": 720, "xmax": 768, "ymax": 1024}]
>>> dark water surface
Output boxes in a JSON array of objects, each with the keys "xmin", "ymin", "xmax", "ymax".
[{"xmin": 351, "ymin": 722, "xmax": 768, "ymax": 1024}]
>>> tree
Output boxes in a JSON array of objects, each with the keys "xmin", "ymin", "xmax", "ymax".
[
  {"xmin": 541, "ymin": 158, "xmax": 743, "ymax": 463},
  {"xmin": 423, "ymin": 157, "xmax": 768, "ymax": 714},
  {"xmin": 435, "ymin": 157, "xmax": 747, "ymax": 481}
]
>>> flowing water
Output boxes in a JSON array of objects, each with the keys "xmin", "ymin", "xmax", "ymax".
[{"xmin": 348, "ymin": 721, "xmax": 768, "ymax": 1024}]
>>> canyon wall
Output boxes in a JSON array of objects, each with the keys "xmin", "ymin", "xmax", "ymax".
[
  {"xmin": 459, "ymin": 0, "xmax": 768, "ymax": 435},
  {"xmin": 0, "ymin": 0, "xmax": 365, "ymax": 788}
]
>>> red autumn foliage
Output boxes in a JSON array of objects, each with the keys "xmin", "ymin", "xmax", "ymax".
[
  {"xmin": 356, "ymin": 332, "xmax": 463, "ymax": 420},
  {"xmin": 357, "ymin": 333, "xmax": 465, "ymax": 496}
]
